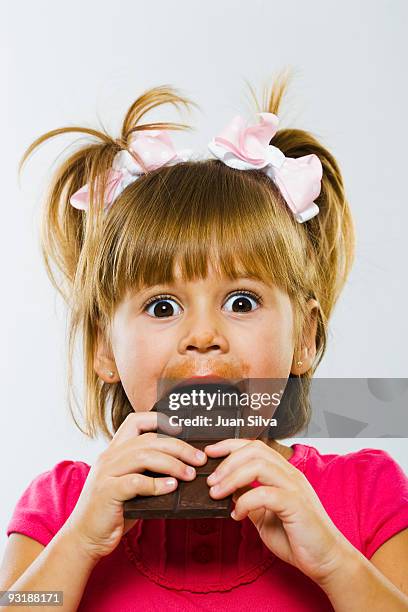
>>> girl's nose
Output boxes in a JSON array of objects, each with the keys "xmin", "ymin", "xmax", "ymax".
[{"xmin": 178, "ymin": 329, "xmax": 229, "ymax": 354}]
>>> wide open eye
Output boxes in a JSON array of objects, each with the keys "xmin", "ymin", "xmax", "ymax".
[
  {"xmin": 223, "ymin": 291, "xmax": 262, "ymax": 313},
  {"xmin": 144, "ymin": 296, "xmax": 183, "ymax": 318}
]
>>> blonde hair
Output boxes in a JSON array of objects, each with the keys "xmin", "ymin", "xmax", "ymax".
[{"xmin": 19, "ymin": 68, "xmax": 355, "ymax": 441}]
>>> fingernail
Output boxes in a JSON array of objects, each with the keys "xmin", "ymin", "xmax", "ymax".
[
  {"xmin": 195, "ymin": 450, "xmax": 206, "ymax": 461},
  {"xmin": 207, "ymin": 471, "xmax": 218, "ymax": 484},
  {"xmin": 210, "ymin": 484, "xmax": 220, "ymax": 495},
  {"xmin": 165, "ymin": 478, "xmax": 176, "ymax": 487},
  {"xmin": 186, "ymin": 466, "xmax": 196, "ymax": 477}
]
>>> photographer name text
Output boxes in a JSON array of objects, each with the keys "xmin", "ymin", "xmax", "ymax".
[{"xmin": 168, "ymin": 414, "xmax": 277, "ymax": 427}]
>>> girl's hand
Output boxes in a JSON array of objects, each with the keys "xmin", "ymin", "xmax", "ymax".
[
  {"xmin": 62, "ymin": 412, "xmax": 207, "ymax": 562},
  {"xmin": 205, "ymin": 439, "xmax": 353, "ymax": 585}
]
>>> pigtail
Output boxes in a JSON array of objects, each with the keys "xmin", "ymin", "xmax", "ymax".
[
  {"xmin": 18, "ymin": 131, "xmax": 115, "ymax": 305},
  {"xmin": 273, "ymin": 134, "xmax": 355, "ymax": 319}
]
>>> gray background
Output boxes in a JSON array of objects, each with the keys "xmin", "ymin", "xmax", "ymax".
[{"xmin": 1, "ymin": 0, "xmax": 407, "ymax": 556}]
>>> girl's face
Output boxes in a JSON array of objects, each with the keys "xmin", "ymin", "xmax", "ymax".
[{"xmin": 95, "ymin": 261, "xmax": 318, "ymax": 413}]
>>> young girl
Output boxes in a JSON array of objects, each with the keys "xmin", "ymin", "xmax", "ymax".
[{"xmin": 1, "ymin": 70, "xmax": 408, "ymax": 611}]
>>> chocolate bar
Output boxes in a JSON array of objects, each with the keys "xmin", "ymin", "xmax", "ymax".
[
  {"xmin": 123, "ymin": 440, "xmax": 232, "ymax": 518},
  {"xmin": 123, "ymin": 381, "xmax": 244, "ymax": 519}
]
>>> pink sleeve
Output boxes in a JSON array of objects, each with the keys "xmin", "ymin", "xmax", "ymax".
[
  {"xmin": 353, "ymin": 448, "xmax": 408, "ymax": 560},
  {"xmin": 6, "ymin": 460, "xmax": 86, "ymax": 547}
]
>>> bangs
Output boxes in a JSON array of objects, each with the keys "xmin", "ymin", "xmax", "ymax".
[{"xmin": 95, "ymin": 159, "xmax": 310, "ymax": 318}]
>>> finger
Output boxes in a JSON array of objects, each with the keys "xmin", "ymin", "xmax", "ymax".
[
  {"xmin": 110, "ymin": 472, "xmax": 178, "ymax": 503},
  {"xmin": 110, "ymin": 412, "xmax": 158, "ymax": 446},
  {"xmin": 205, "ymin": 438, "xmax": 290, "ymax": 467},
  {"xmin": 208, "ymin": 456, "xmax": 298, "ymax": 499},
  {"xmin": 204, "ymin": 438, "xmax": 252, "ymax": 456},
  {"xmin": 207, "ymin": 440, "xmax": 299, "ymax": 487},
  {"xmin": 133, "ymin": 432, "xmax": 208, "ymax": 467},
  {"xmin": 232, "ymin": 486, "xmax": 292, "ymax": 520},
  {"xmin": 107, "ymin": 448, "xmax": 198, "ymax": 481},
  {"xmin": 111, "ymin": 411, "xmax": 182, "ymax": 447}
]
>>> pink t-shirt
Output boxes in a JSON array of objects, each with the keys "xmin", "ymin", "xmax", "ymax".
[{"xmin": 7, "ymin": 443, "xmax": 408, "ymax": 611}]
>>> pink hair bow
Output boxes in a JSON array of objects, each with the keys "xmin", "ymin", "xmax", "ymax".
[
  {"xmin": 70, "ymin": 130, "xmax": 194, "ymax": 211},
  {"xmin": 207, "ymin": 112, "xmax": 323, "ymax": 223}
]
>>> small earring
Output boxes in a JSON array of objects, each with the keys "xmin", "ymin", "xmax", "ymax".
[
  {"xmin": 297, "ymin": 361, "xmax": 303, "ymax": 366},
  {"xmin": 107, "ymin": 370, "xmax": 115, "ymax": 378}
]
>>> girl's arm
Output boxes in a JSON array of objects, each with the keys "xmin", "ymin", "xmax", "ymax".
[
  {"xmin": 316, "ymin": 537, "xmax": 408, "ymax": 611},
  {"xmin": 0, "ymin": 526, "xmax": 99, "ymax": 612}
]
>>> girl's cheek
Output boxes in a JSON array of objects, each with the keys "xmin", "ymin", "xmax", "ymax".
[{"xmin": 234, "ymin": 326, "xmax": 293, "ymax": 377}]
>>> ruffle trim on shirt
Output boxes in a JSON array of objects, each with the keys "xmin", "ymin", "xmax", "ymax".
[{"xmin": 122, "ymin": 524, "xmax": 277, "ymax": 593}]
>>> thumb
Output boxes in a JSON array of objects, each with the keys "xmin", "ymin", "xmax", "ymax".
[{"xmin": 232, "ymin": 485, "xmax": 264, "ymax": 526}]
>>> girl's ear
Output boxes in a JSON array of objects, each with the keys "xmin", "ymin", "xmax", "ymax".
[
  {"xmin": 291, "ymin": 299, "xmax": 319, "ymax": 375},
  {"xmin": 93, "ymin": 324, "xmax": 121, "ymax": 383}
]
